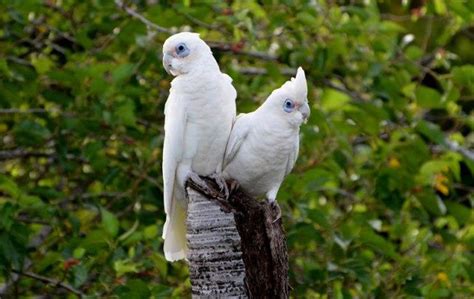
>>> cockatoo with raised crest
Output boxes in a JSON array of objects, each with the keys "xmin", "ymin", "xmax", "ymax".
[
  {"xmin": 161, "ymin": 32, "xmax": 236, "ymax": 261},
  {"xmin": 223, "ymin": 67, "xmax": 309, "ymax": 219}
]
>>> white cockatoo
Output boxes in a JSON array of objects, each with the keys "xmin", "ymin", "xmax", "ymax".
[
  {"xmin": 161, "ymin": 32, "xmax": 236, "ymax": 261},
  {"xmin": 223, "ymin": 67, "xmax": 309, "ymax": 218}
]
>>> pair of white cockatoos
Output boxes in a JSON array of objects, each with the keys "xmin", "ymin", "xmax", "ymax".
[{"xmin": 161, "ymin": 32, "xmax": 310, "ymax": 261}]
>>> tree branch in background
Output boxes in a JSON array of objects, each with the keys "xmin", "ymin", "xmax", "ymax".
[
  {"xmin": 235, "ymin": 66, "xmax": 295, "ymax": 76},
  {"xmin": 115, "ymin": 0, "xmax": 175, "ymax": 34},
  {"xmin": 321, "ymin": 78, "xmax": 366, "ymax": 103},
  {"xmin": 445, "ymin": 140, "xmax": 474, "ymax": 162},
  {"xmin": 0, "ymin": 226, "xmax": 52, "ymax": 296},
  {"xmin": 11, "ymin": 270, "xmax": 84, "ymax": 297},
  {"xmin": 114, "ymin": 1, "xmax": 277, "ymax": 61},
  {"xmin": 173, "ymin": 7, "xmax": 221, "ymax": 31},
  {"xmin": 0, "ymin": 149, "xmax": 51, "ymax": 161},
  {"xmin": 234, "ymin": 66, "xmax": 474, "ymax": 162},
  {"xmin": 235, "ymin": 66, "xmax": 365, "ymax": 101},
  {"xmin": 0, "ymin": 108, "xmax": 48, "ymax": 114},
  {"xmin": 206, "ymin": 41, "xmax": 278, "ymax": 61},
  {"xmin": 0, "ymin": 148, "xmax": 87, "ymax": 163}
]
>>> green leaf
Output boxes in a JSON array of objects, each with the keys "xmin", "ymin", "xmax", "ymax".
[
  {"xmin": 13, "ymin": 120, "xmax": 51, "ymax": 147},
  {"xmin": 72, "ymin": 264, "xmax": 88, "ymax": 288},
  {"xmin": 415, "ymin": 120, "xmax": 445, "ymax": 145},
  {"xmin": 0, "ymin": 203, "xmax": 16, "ymax": 230},
  {"xmin": 452, "ymin": 65, "xmax": 474, "ymax": 92},
  {"xmin": 0, "ymin": 230, "xmax": 27, "ymax": 270},
  {"xmin": 81, "ymin": 230, "xmax": 109, "ymax": 252},
  {"xmin": 151, "ymin": 285, "xmax": 173, "ymax": 298},
  {"xmin": 73, "ymin": 247, "xmax": 86, "ymax": 259},
  {"xmin": 320, "ymin": 88, "xmax": 351, "ymax": 111},
  {"xmin": 307, "ymin": 209, "xmax": 330, "ymax": 229},
  {"xmin": 359, "ymin": 229, "xmax": 399, "ymax": 260},
  {"xmin": 113, "ymin": 98, "xmax": 136, "ymax": 126},
  {"xmin": 18, "ymin": 194, "xmax": 44, "ymax": 208},
  {"xmin": 150, "ymin": 253, "xmax": 168, "ymax": 276},
  {"xmin": 415, "ymin": 86, "xmax": 443, "ymax": 108},
  {"xmin": 144, "ymin": 225, "xmax": 158, "ymax": 239},
  {"xmin": 114, "ymin": 279, "xmax": 151, "ymax": 299},
  {"xmin": 114, "ymin": 260, "xmax": 138, "ymax": 276},
  {"xmin": 83, "ymin": 142, "xmax": 107, "ymax": 170},
  {"xmin": 101, "ymin": 208, "xmax": 119, "ymax": 237},
  {"xmin": 31, "ymin": 54, "xmax": 54, "ymax": 74},
  {"xmin": 112, "ymin": 64, "xmax": 135, "ymax": 84},
  {"xmin": 433, "ymin": 0, "xmax": 447, "ymax": 14},
  {"xmin": 418, "ymin": 192, "xmax": 447, "ymax": 216},
  {"xmin": 0, "ymin": 58, "xmax": 11, "ymax": 77},
  {"xmin": 445, "ymin": 201, "xmax": 471, "ymax": 226},
  {"xmin": 297, "ymin": 12, "xmax": 318, "ymax": 26},
  {"xmin": 0, "ymin": 174, "xmax": 21, "ymax": 198}
]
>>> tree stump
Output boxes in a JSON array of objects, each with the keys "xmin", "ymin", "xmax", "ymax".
[
  {"xmin": 186, "ymin": 177, "xmax": 289, "ymax": 299},
  {"xmin": 186, "ymin": 188, "xmax": 247, "ymax": 298}
]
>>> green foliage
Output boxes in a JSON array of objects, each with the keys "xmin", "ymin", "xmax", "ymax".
[{"xmin": 0, "ymin": 0, "xmax": 473, "ymax": 297}]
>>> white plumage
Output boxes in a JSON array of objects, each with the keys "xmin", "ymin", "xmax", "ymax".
[
  {"xmin": 161, "ymin": 32, "xmax": 236, "ymax": 261},
  {"xmin": 223, "ymin": 67, "xmax": 309, "ymax": 204}
]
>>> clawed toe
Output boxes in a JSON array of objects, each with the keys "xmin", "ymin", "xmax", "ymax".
[
  {"xmin": 272, "ymin": 205, "xmax": 282, "ymax": 223},
  {"xmin": 227, "ymin": 179, "xmax": 240, "ymax": 196},
  {"xmin": 187, "ymin": 172, "xmax": 215, "ymax": 197},
  {"xmin": 267, "ymin": 200, "xmax": 282, "ymax": 223},
  {"xmin": 209, "ymin": 173, "xmax": 230, "ymax": 199}
]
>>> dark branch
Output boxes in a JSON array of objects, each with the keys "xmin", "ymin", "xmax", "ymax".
[
  {"xmin": 81, "ymin": 191, "xmax": 128, "ymax": 199},
  {"xmin": 15, "ymin": 216, "xmax": 50, "ymax": 225},
  {"xmin": 0, "ymin": 149, "xmax": 51, "ymax": 161},
  {"xmin": 236, "ymin": 65, "xmax": 474, "ymax": 163},
  {"xmin": 11, "ymin": 270, "xmax": 84, "ymax": 297},
  {"xmin": 321, "ymin": 78, "xmax": 365, "ymax": 102},
  {"xmin": 6, "ymin": 56, "xmax": 33, "ymax": 66},
  {"xmin": 207, "ymin": 42, "xmax": 278, "ymax": 61},
  {"xmin": 232, "ymin": 66, "xmax": 365, "ymax": 101},
  {"xmin": 445, "ymin": 140, "xmax": 474, "ymax": 162},
  {"xmin": 114, "ymin": 1, "xmax": 278, "ymax": 61},
  {"xmin": 115, "ymin": 0, "xmax": 174, "ymax": 34},
  {"xmin": 235, "ymin": 66, "xmax": 295, "ymax": 76},
  {"xmin": 173, "ymin": 8, "xmax": 220, "ymax": 30},
  {"xmin": 0, "ymin": 148, "xmax": 87, "ymax": 163},
  {"xmin": 0, "ymin": 108, "xmax": 48, "ymax": 114}
]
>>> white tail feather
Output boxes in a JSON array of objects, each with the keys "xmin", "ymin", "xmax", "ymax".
[{"xmin": 163, "ymin": 202, "xmax": 188, "ymax": 261}]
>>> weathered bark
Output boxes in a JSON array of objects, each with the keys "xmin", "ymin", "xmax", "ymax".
[
  {"xmin": 186, "ymin": 188, "xmax": 247, "ymax": 298},
  {"xmin": 186, "ymin": 177, "xmax": 289, "ymax": 299}
]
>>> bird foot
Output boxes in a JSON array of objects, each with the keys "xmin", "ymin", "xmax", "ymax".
[
  {"xmin": 267, "ymin": 199, "xmax": 282, "ymax": 223},
  {"xmin": 209, "ymin": 173, "xmax": 229, "ymax": 200},
  {"xmin": 186, "ymin": 172, "xmax": 235, "ymax": 213},
  {"xmin": 186, "ymin": 172, "xmax": 216, "ymax": 198},
  {"xmin": 227, "ymin": 179, "xmax": 240, "ymax": 197}
]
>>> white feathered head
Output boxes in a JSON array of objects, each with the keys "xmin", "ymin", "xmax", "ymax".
[
  {"xmin": 162, "ymin": 32, "xmax": 217, "ymax": 76},
  {"xmin": 261, "ymin": 67, "xmax": 310, "ymax": 127}
]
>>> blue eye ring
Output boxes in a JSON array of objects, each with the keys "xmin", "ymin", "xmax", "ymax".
[
  {"xmin": 283, "ymin": 98, "xmax": 295, "ymax": 112},
  {"xmin": 175, "ymin": 43, "xmax": 190, "ymax": 57}
]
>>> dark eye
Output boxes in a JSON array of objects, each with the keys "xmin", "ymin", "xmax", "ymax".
[
  {"xmin": 175, "ymin": 43, "xmax": 190, "ymax": 57},
  {"xmin": 283, "ymin": 99, "xmax": 295, "ymax": 112}
]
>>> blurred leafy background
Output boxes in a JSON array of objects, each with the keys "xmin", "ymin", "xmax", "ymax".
[{"xmin": 0, "ymin": 0, "xmax": 473, "ymax": 298}]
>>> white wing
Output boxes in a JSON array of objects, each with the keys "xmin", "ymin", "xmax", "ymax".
[
  {"xmin": 162, "ymin": 88, "xmax": 189, "ymax": 261},
  {"xmin": 223, "ymin": 113, "xmax": 251, "ymax": 167},
  {"xmin": 285, "ymin": 139, "xmax": 299, "ymax": 176},
  {"xmin": 162, "ymin": 89, "xmax": 186, "ymax": 216}
]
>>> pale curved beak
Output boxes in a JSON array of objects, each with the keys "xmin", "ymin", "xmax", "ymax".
[
  {"xmin": 162, "ymin": 53, "xmax": 173, "ymax": 75},
  {"xmin": 300, "ymin": 101, "xmax": 310, "ymax": 120}
]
